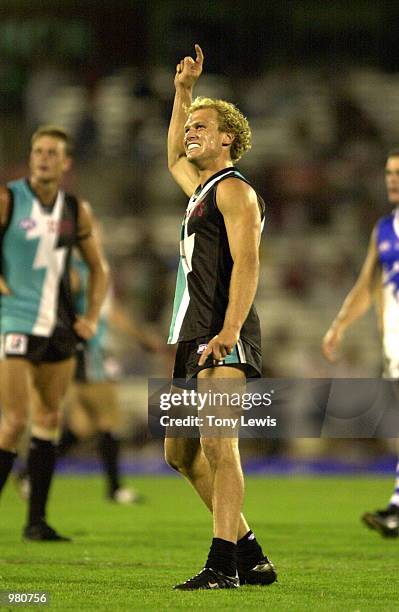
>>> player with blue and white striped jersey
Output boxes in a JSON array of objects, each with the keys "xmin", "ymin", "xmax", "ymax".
[
  {"xmin": 323, "ymin": 150, "xmax": 399, "ymax": 538},
  {"xmin": 0, "ymin": 125, "xmax": 109, "ymax": 541}
]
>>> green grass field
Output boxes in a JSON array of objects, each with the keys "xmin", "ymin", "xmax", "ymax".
[{"xmin": 0, "ymin": 474, "xmax": 398, "ymax": 611}]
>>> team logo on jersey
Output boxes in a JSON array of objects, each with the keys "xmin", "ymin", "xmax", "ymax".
[
  {"xmin": 19, "ymin": 218, "xmax": 37, "ymax": 231},
  {"xmin": 4, "ymin": 333, "xmax": 28, "ymax": 355},
  {"xmin": 190, "ymin": 201, "xmax": 205, "ymax": 218},
  {"xmin": 384, "ymin": 261, "xmax": 399, "ymax": 299},
  {"xmin": 197, "ymin": 343, "xmax": 208, "ymax": 354},
  {"xmin": 47, "ymin": 219, "xmax": 74, "ymax": 235}
]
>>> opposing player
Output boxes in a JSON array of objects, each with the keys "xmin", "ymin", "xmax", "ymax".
[
  {"xmin": 0, "ymin": 125, "xmax": 109, "ymax": 540},
  {"xmin": 322, "ymin": 150, "xmax": 399, "ymax": 538},
  {"xmin": 165, "ymin": 45, "xmax": 277, "ymax": 589}
]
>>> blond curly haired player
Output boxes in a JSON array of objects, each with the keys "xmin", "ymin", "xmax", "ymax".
[{"xmin": 165, "ymin": 44, "xmax": 277, "ymax": 590}]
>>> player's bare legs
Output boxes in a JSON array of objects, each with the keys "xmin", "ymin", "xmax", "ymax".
[
  {"xmin": 197, "ymin": 366, "xmax": 245, "ymax": 542},
  {"xmin": 165, "ymin": 369, "xmax": 276, "ymax": 588},
  {"xmin": 165, "ymin": 436, "xmax": 250, "ymax": 540},
  {"xmin": 22, "ymin": 357, "xmax": 76, "ymax": 541},
  {"xmin": 0, "ymin": 359, "xmax": 32, "ymax": 452},
  {"xmin": 80, "ymin": 380, "xmax": 139, "ymax": 502},
  {"xmin": 59, "ymin": 380, "xmax": 140, "ymax": 503},
  {"xmin": 32, "ymin": 358, "xmax": 76, "ymax": 438},
  {"xmin": 67, "ymin": 386, "xmax": 98, "ymax": 438},
  {"xmin": 0, "ymin": 360, "xmax": 33, "ymax": 494},
  {"xmin": 0, "ymin": 358, "xmax": 74, "ymax": 539}
]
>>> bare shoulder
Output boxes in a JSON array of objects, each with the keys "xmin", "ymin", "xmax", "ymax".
[
  {"xmin": 76, "ymin": 198, "xmax": 94, "ymax": 240},
  {"xmin": 77, "ymin": 198, "xmax": 95, "ymax": 225},
  {"xmin": 216, "ymin": 176, "xmax": 258, "ymax": 212},
  {"xmin": 0, "ymin": 186, "xmax": 11, "ymax": 226},
  {"xmin": 359, "ymin": 225, "xmax": 380, "ymax": 278},
  {"xmin": 368, "ymin": 226, "xmax": 379, "ymax": 253},
  {"xmin": 77, "ymin": 198, "xmax": 93, "ymax": 216}
]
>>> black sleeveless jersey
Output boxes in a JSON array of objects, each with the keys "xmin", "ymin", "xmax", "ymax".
[{"xmin": 168, "ymin": 167, "xmax": 265, "ymax": 353}]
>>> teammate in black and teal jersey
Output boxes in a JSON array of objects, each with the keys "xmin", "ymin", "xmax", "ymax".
[
  {"xmin": 15, "ymin": 252, "xmax": 160, "ymax": 504},
  {"xmin": 0, "ymin": 125, "xmax": 109, "ymax": 541},
  {"xmin": 59, "ymin": 253, "xmax": 160, "ymax": 503},
  {"xmin": 164, "ymin": 46, "xmax": 276, "ymax": 591}
]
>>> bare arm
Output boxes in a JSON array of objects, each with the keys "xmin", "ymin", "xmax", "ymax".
[
  {"xmin": 168, "ymin": 44, "xmax": 203, "ymax": 196},
  {"xmin": 198, "ymin": 178, "xmax": 261, "ymax": 364},
  {"xmin": 75, "ymin": 201, "xmax": 110, "ymax": 339},
  {"xmin": 0, "ymin": 187, "xmax": 11, "ymax": 295},
  {"xmin": 373, "ymin": 272, "xmax": 383, "ymax": 336},
  {"xmin": 107, "ymin": 297, "xmax": 162, "ymax": 352},
  {"xmin": 322, "ymin": 228, "xmax": 380, "ymax": 362}
]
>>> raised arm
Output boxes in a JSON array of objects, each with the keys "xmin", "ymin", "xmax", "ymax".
[
  {"xmin": 322, "ymin": 228, "xmax": 380, "ymax": 362},
  {"xmin": 198, "ymin": 178, "xmax": 261, "ymax": 364},
  {"xmin": 168, "ymin": 44, "xmax": 203, "ymax": 196},
  {"xmin": 74, "ymin": 201, "xmax": 110, "ymax": 339}
]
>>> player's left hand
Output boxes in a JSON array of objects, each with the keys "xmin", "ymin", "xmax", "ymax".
[
  {"xmin": 175, "ymin": 44, "xmax": 204, "ymax": 89},
  {"xmin": 322, "ymin": 325, "xmax": 343, "ymax": 363},
  {"xmin": 198, "ymin": 328, "xmax": 239, "ymax": 366},
  {"xmin": 0, "ymin": 275, "xmax": 11, "ymax": 295},
  {"xmin": 74, "ymin": 316, "xmax": 97, "ymax": 340},
  {"xmin": 140, "ymin": 333, "xmax": 164, "ymax": 353}
]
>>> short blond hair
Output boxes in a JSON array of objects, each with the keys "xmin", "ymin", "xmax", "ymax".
[
  {"xmin": 187, "ymin": 97, "xmax": 251, "ymax": 162},
  {"xmin": 31, "ymin": 125, "xmax": 73, "ymax": 156}
]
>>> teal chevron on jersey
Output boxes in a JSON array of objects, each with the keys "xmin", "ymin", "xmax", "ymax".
[
  {"xmin": 0, "ymin": 179, "xmax": 75, "ymax": 336},
  {"xmin": 167, "ymin": 220, "xmax": 193, "ymax": 343},
  {"xmin": 167, "ymin": 260, "xmax": 187, "ymax": 344}
]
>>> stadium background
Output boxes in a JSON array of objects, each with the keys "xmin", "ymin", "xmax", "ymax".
[{"xmin": 1, "ymin": 0, "xmax": 398, "ymax": 473}]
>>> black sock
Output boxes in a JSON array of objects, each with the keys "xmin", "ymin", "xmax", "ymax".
[
  {"xmin": 98, "ymin": 432, "xmax": 120, "ymax": 496},
  {"xmin": 237, "ymin": 530, "xmax": 265, "ymax": 571},
  {"xmin": 27, "ymin": 437, "xmax": 56, "ymax": 526},
  {"xmin": 57, "ymin": 428, "xmax": 78, "ymax": 457},
  {"xmin": 0, "ymin": 448, "xmax": 17, "ymax": 493},
  {"xmin": 205, "ymin": 537, "xmax": 237, "ymax": 576}
]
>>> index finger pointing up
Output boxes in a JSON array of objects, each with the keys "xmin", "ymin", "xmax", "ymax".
[{"xmin": 195, "ymin": 44, "xmax": 204, "ymax": 64}]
